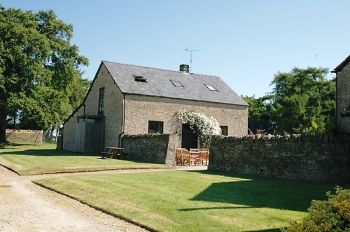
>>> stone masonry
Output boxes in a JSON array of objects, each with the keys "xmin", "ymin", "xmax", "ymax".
[
  {"xmin": 122, "ymin": 134, "xmax": 171, "ymax": 164},
  {"xmin": 336, "ymin": 60, "xmax": 350, "ymax": 134},
  {"xmin": 209, "ymin": 135, "xmax": 350, "ymax": 183},
  {"xmin": 6, "ymin": 129, "xmax": 43, "ymax": 144}
]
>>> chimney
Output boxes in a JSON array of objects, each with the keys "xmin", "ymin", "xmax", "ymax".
[{"xmin": 179, "ymin": 64, "xmax": 190, "ymax": 73}]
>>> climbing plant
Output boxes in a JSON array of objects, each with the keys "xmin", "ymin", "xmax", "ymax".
[{"xmin": 176, "ymin": 111, "xmax": 221, "ymax": 148}]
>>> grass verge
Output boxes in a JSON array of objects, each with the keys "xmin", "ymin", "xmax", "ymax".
[
  {"xmin": 34, "ymin": 171, "xmax": 336, "ymax": 231},
  {"xmin": 0, "ymin": 143, "xmax": 168, "ymax": 175}
]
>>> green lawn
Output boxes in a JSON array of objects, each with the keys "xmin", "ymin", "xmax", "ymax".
[
  {"xmin": 35, "ymin": 171, "xmax": 335, "ymax": 232},
  {"xmin": 0, "ymin": 143, "xmax": 167, "ymax": 175}
]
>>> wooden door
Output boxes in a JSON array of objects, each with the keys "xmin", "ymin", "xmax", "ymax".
[{"xmin": 181, "ymin": 124, "xmax": 198, "ymax": 149}]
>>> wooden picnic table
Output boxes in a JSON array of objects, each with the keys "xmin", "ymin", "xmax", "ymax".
[{"xmin": 100, "ymin": 147, "xmax": 125, "ymax": 159}]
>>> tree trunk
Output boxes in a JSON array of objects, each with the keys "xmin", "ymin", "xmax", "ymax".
[{"xmin": 0, "ymin": 107, "xmax": 7, "ymax": 144}]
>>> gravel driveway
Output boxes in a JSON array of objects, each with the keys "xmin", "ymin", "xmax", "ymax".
[{"xmin": 0, "ymin": 165, "xmax": 147, "ymax": 232}]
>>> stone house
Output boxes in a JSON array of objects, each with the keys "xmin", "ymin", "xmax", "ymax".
[
  {"xmin": 333, "ymin": 55, "xmax": 350, "ymax": 134},
  {"xmin": 62, "ymin": 61, "xmax": 248, "ymax": 153}
]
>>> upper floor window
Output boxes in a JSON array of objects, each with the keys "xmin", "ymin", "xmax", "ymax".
[
  {"xmin": 98, "ymin": 87, "xmax": 105, "ymax": 114},
  {"xmin": 220, "ymin": 126, "xmax": 228, "ymax": 136},
  {"xmin": 148, "ymin": 121, "xmax": 164, "ymax": 134},
  {"xmin": 205, "ymin": 84, "xmax": 218, "ymax": 91},
  {"xmin": 170, "ymin": 80, "xmax": 184, "ymax": 87}
]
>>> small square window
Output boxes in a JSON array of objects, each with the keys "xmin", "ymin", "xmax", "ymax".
[
  {"xmin": 148, "ymin": 121, "xmax": 164, "ymax": 134},
  {"xmin": 220, "ymin": 126, "xmax": 228, "ymax": 136},
  {"xmin": 170, "ymin": 80, "xmax": 184, "ymax": 87},
  {"xmin": 205, "ymin": 84, "xmax": 218, "ymax": 91}
]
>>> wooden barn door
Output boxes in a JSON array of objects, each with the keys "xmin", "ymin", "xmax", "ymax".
[{"xmin": 84, "ymin": 119, "xmax": 105, "ymax": 153}]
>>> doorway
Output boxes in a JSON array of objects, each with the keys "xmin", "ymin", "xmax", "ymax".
[
  {"xmin": 75, "ymin": 117, "xmax": 105, "ymax": 153},
  {"xmin": 181, "ymin": 124, "xmax": 198, "ymax": 149}
]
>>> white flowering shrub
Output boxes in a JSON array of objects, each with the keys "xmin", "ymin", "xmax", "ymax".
[{"xmin": 176, "ymin": 111, "xmax": 221, "ymax": 148}]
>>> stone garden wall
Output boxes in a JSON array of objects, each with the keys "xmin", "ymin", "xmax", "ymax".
[
  {"xmin": 122, "ymin": 134, "xmax": 171, "ymax": 164},
  {"xmin": 209, "ymin": 134, "xmax": 350, "ymax": 183},
  {"xmin": 6, "ymin": 129, "xmax": 43, "ymax": 144}
]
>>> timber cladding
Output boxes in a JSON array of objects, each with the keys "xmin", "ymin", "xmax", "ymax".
[
  {"xmin": 6, "ymin": 129, "xmax": 43, "ymax": 144},
  {"xmin": 209, "ymin": 134, "xmax": 350, "ymax": 183}
]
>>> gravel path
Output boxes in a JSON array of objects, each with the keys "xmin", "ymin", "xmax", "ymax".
[{"xmin": 0, "ymin": 165, "xmax": 148, "ymax": 232}]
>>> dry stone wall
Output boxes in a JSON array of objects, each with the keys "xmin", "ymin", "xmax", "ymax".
[
  {"xmin": 122, "ymin": 134, "xmax": 171, "ymax": 164},
  {"xmin": 6, "ymin": 129, "xmax": 43, "ymax": 144},
  {"xmin": 209, "ymin": 134, "xmax": 350, "ymax": 183}
]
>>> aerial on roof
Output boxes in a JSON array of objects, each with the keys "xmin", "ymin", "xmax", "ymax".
[{"xmin": 102, "ymin": 61, "xmax": 248, "ymax": 106}]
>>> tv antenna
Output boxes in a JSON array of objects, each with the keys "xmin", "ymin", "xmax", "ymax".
[{"xmin": 185, "ymin": 48, "xmax": 199, "ymax": 72}]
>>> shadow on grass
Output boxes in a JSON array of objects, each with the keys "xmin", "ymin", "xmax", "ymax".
[
  {"xmin": 182, "ymin": 170, "xmax": 335, "ymax": 212},
  {"xmin": 178, "ymin": 206, "xmax": 253, "ymax": 211},
  {"xmin": 1, "ymin": 149, "xmax": 93, "ymax": 157},
  {"xmin": 0, "ymin": 142, "xmax": 36, "ymax": 149},
  {"xmin": 245, "ymin": 229, "xmax": 281, "ymax": 232}
]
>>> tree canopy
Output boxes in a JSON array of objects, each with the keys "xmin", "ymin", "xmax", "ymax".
[
  {"xmin": 0, "ymin": 6, "xmax": 89, "ymax": 143},
  {"xmin": 245, "ymin": 67, "xmax": 335, "ymax": 135}
]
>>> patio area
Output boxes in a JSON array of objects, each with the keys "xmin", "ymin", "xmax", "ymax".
[{"xmin": 175, "ymin": 148, "xmax": 209, "ymax": 167}]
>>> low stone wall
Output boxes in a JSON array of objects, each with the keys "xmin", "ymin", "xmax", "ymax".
[
  {"xmin": 209, "ymin": 135, "xmax": 350, "ymax": 183},
  {"xmin": 6, "ymin": 129, "xmax": 43, "ymax": 144},
  {"xmin": 122, "ymin": 134, "xmax": 170, "ymax": 164}
]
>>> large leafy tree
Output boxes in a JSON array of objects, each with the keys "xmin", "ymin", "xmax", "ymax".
[
  {"xmin": 245, "ymin": 67, "xmax": 335, "ymax": 135},
  {"xmin": 270, "ymin": 67, "xmax": 335, "ymax": 134},
  {"xmin": 0, "ymin": 6, "xmax": 89, "ymax": 143},
  {"xmin": 242, "ymin": 95, "xmax": 273, "ymax": 134}
]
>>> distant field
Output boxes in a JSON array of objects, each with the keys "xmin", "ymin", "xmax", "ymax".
[
  {"xmin": 0, "ymin": 143, "xmax": 167, "ymax": 175},
  {"xmin": 35, "ymin": 170, "xmax": 334, "ymax": 231}
]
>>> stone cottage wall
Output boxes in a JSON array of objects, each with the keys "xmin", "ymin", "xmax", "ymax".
[
  {"xmin": 124, "ymin": 94, "xmax": 248, "ymax": 152},
  {"xmin": 209, "ymin": 135, "xmax": 350, "ymax": 183},
  {"xmin": 6, "ymin": 129, "xmax": 43, "ymax": 143},
  {"xmin": 124, "ymin": 95, "xmax": 248, "ymax": 137},
  {"xmin": 122, "ymin": 134, "xmax": 172, "ymax": 165},
  {"xmin": 62, "ymin": 63, "xmax": 124, "ymax": 151},
  {"xmin": 336, "ymin": 61, "xmax": 350, "ymax": 134}
]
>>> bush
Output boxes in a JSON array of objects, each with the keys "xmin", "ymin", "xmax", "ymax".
[{"xmin": 285, "ymin": 187, "xmax": 350, "ymax": 232}]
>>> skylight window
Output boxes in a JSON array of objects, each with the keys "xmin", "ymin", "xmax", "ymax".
[
  {"xmin": 133, "ymin": 75, "xmax": 147, "ymax": 82},
  {"xmin": 205, "ymin": 84, "xmax": 218, "ymax": 91},
  {"xmin": 170, "ymin": 80, "xmax": 184, "ymax": 87}
]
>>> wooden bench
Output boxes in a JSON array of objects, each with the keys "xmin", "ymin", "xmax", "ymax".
[{"xmin": 100, "ymin": 147, "xmax": 125, "ymax": 159}]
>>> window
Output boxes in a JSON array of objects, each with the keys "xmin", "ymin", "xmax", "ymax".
[
  {"xmin": 204, "ymin": 84, "xmax": 218, "ymax": 91},
  {"xmin": 220, "ymin": 126, "xmax": 228, "ymax": 136},
  {"xmin": 98, "ymin": 87, "xmax": 105, "ymax": 114},
  {"xmin": 148, "ymin": 121, "xmax": 164, "ymax": 134},
  {"xmin": 133, "ymin": 75, "xmax": 147, "ymax": 82},
  {"xmin": 170, "ymin": 80, "xmax": 184, "ymax": 87}
]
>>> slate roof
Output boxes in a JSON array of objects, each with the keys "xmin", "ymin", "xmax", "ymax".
[
  {"xmin": 103, "ymin": 61, "xmax": 248, "ymax": 106},
  {"xmin": 333, "ymin": 55, "xmax": 350, "ymax": 73}
]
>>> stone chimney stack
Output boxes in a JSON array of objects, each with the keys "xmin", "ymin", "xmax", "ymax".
[{"xmin": 179, "ymin": 64, "xmax": 190, "ymax": 73}]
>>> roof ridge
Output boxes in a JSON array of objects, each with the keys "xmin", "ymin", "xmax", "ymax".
[{"xmin": 102, "ymin": 60, "xmax": 220, "ymax": 78}]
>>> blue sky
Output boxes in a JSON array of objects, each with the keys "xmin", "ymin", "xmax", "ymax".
[{"xmin": 2, "ymin": 0, "xmax": 350, "ymax": 97}]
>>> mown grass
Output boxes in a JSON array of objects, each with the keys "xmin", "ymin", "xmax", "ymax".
[
  {"xmin": 0, "ymin": 143, "xmax": 167, "ymax": 175},
  {"xmin": 35, "ymin": 171, "xmax": 336, "ymax": 232}
]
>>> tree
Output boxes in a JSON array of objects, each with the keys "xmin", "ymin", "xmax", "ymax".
[
  {"xmin": 0, "ymin": 6, "xmax": 88, "ymax": 143},
  {"xmin": 269, "ymin": 67, "xmax": 335, "ymax": 134},
  {"xmin": 242, "ymin": 95, "xmax": 273, "ymax": 134}
]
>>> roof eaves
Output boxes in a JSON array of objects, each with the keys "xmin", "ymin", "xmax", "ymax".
[
  {"xmin": 126, "ymin": 92, "xmax": 249, "ymax": 107},
  {"xmin": 332, "ymin": 55, "xmax": 350, "ymax": 73}
]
